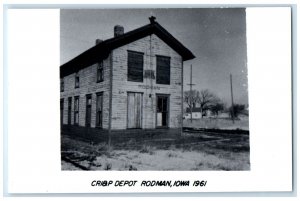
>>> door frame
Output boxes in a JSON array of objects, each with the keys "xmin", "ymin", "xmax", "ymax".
[
  {"xmin": 126, "ymin": 91, "xmax": 143, "ymax": 129},
  {"xmin": 155, "ymin": 94, "xmax": 170, "ymax": 128}
]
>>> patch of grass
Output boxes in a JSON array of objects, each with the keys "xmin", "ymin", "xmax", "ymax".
[
  {"xmin": 214, "ymin": 163, "xmax": 231, "ymax": 171},
  {"xmin": 166, "ymin": 152, "xmax": 177, "ymax": 158},
  {"xmin": 61, "ymin": 128, "xmax": 250, "ymax": 171},
  {"xmin": 139, "ymin": 145, "xmax": 155, "ymax": 155}
]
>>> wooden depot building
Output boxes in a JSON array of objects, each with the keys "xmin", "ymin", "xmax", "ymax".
[{"xmin": 60, "ymin": 16, "xmax": 195, "ymax": 141}]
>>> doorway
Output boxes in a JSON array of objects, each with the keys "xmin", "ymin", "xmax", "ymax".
[
  {"xmin": 156, "ymin": 95, "xmax": 169, "ymax": 127},
  {"xmin": 127, "ymin": 92, "xmax": 143, "ymax": 129}
]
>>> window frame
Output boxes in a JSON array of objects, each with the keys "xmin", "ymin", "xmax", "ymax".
[
  {"xmin": 75, "ymin": 72, "xmax": 80, "ymax": 88},
  {"xmin": 97, "ymin": 61, "xmax": 104, "ymax": 83},
  {"xmin": 74, "ymin": 96, "xmax": 79, "ymax": 125},
  {"xmin": 127, "ymin": 50, "xmax": 144, "ymax": 82},
  {"xmin": 156, "ymin": 55, "xmax": 171, "ymax": 85},
  {"xmin": 67, "ymin": 97, "xmax": 72, "ymax": 125}
]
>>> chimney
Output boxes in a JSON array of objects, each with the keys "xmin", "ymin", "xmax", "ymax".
[
  {"xmin": 149, "ymin": 16, "xmax": 156, "ymax": 24},
  {"xmin": 114, "ymin": 25, "xmax": 124, "ymax": 37},
  {"xmin": 95, "ymin": 39, "xmax": 103, "ymax": 45}
]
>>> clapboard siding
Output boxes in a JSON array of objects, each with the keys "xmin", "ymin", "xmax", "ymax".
[
  {"xmin": 111, "ymin": 34, "xmax": 183, "ymax": 129},
  {"xmin": 60, "ymin": 55, "xmax": 111, "ymax": 129}
]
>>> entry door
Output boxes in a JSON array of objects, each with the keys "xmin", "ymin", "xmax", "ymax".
[
  {"xmin": 157, "ymin": 95, "xmax": 169, "ymax": 127},
  {"xmin": 127, "ymin": 92, "xmax": 143, "ymax": 128},
  {"xmin": 86, "ymin": 95, "xmax": 92, "ymax": 127}
]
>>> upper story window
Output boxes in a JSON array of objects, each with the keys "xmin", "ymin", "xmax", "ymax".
[
  {"xmin": 127, "ymin": 51, "xmax": 144, "ymax": 82},
  {"xmin": 97, "ymin": 61, "xmax": 104, "ymax": 82},
  {"xmin": 75, "ymin": 72, "xmax": 79, "ymax": 88},
  {"xmin": 156, "ymin": 55, "xmax": 170, "ymax": 85},
  {"xmin": 60, "ymin": 78, "xmax": 64, "ymax": 92}
]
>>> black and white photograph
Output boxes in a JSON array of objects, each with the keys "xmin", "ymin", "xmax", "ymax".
[
  {"xmin": 60, "ymin": 8, "xmax": 250, "ymax": 171},
  {"xmin": 4, "ymin": 3, "xmax": 294, "ymax": 195}
]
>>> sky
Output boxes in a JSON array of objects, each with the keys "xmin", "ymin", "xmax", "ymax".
[{"xmin": 61, "ymin": 8, "xmax": 248, "ymax": 106}]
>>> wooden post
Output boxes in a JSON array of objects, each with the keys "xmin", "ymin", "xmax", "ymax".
[
  {"xmin": 187, "ymin": 64, "xmax": 195, "ymax": 123},
  {"xmin": 230, "ymin": 74, "xmax": 235, "ymax": 123}
]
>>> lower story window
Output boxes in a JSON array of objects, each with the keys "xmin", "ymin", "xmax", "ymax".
[
  {"xmin": 86, "ymin": 95, "xmax": 92, "ymax": 127},
  {"xmin": 68, "ymin": 97, "xmax": 72, "ymax": 125},
  {"xmin": 96, "ymin": 93, "xmax": 103, "ymax": 127},
  {"xmin": 74, "ymin": 96, "xmax": 79, "ymax": 125}
]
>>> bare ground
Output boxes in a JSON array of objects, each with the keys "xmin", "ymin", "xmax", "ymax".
[{"xmin": 61, "ymin": 130, "xmax": 250, "ymax": 171}]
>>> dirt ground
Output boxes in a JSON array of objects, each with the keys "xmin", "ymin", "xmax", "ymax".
[{"xmin": 61, "ymin": 129, "xmax": 250, "ymax": 171}]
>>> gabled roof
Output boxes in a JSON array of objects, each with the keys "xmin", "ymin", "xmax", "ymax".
[{"xmin": 60, "ymin": 19, "xmax": 195, "ymax": 78}]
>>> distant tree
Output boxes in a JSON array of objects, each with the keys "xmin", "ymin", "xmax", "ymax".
[
  {"xmin": 228, "ymin": 104, "xmax": 246, "ymax": 118},
  {"xmin": 184, "ymin": 90, "xmax": 199, "ymax": 122},
  {"xmin": 210, "ymin": 99, "xmax": 225, "ymax": 117},
  {"xmin": 197, "ymin": 89, "xmax": 218, "ymax": 118}
]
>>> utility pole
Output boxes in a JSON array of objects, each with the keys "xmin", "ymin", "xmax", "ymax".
[
  {"xmin": 230, "ymin": 74, "xmax": 235, "ymax": 123},
  {"xmin": 187, "ymin": 64, "xmax": 195, "ymax": 123}
]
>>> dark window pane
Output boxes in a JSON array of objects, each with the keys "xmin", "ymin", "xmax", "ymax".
[
  {"xmin": 86, "ymin": 96, "xmax": 92, "ymax": 127},
  {"xmin": 74, "ymin": 97, "xmax": 79, "ymax": 125},
  {"xmin": 75, "ymin": 113, "xmax": 79, "ymax": 124},
  {"xmin": 97, "ymin": 61, "xmax": 104, "ymax": 82},
  {"xmin": 68, "ymin": 97, "xmax": 72, "ymax": 125},
  {"xmin": 162, "ymin": 97, "xmax": 168, "ymax": 112},
  {"xmin": 156, "ymin": 56, "xmax": 170, "ymax": 85},
  {"xmin": 75, "ymin": 72, "xmax": 79, "ymax": 88},
  {"xmin": 96, "ymin": 94, "xmax": 103, "ymax": 127},
  {"xmin": 128, "ymin": 51, "xmax": 144, "ymax": 82}
]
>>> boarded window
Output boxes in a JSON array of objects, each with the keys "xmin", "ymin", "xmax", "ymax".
[
  {"xmin": 96, "ymin": 93, "xmax": 103, "ymax": 128},
  {"xmin": 156, "ymin": 56, "xmax": 170, "ymax": 85},
  {"xmin": 74, "ymin": 96, "xmax": 79, "ymax": 125},
  {"xmin": 75, "ymin": 72, "xmax": 79, "ymax": 88},
  {"xmin": 97, "ymin": 61, "xmax": 104, "ymax": 82},
  {"xmin": 128, "ymin": 51, "xmax": 144, "ymax": 82}
]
